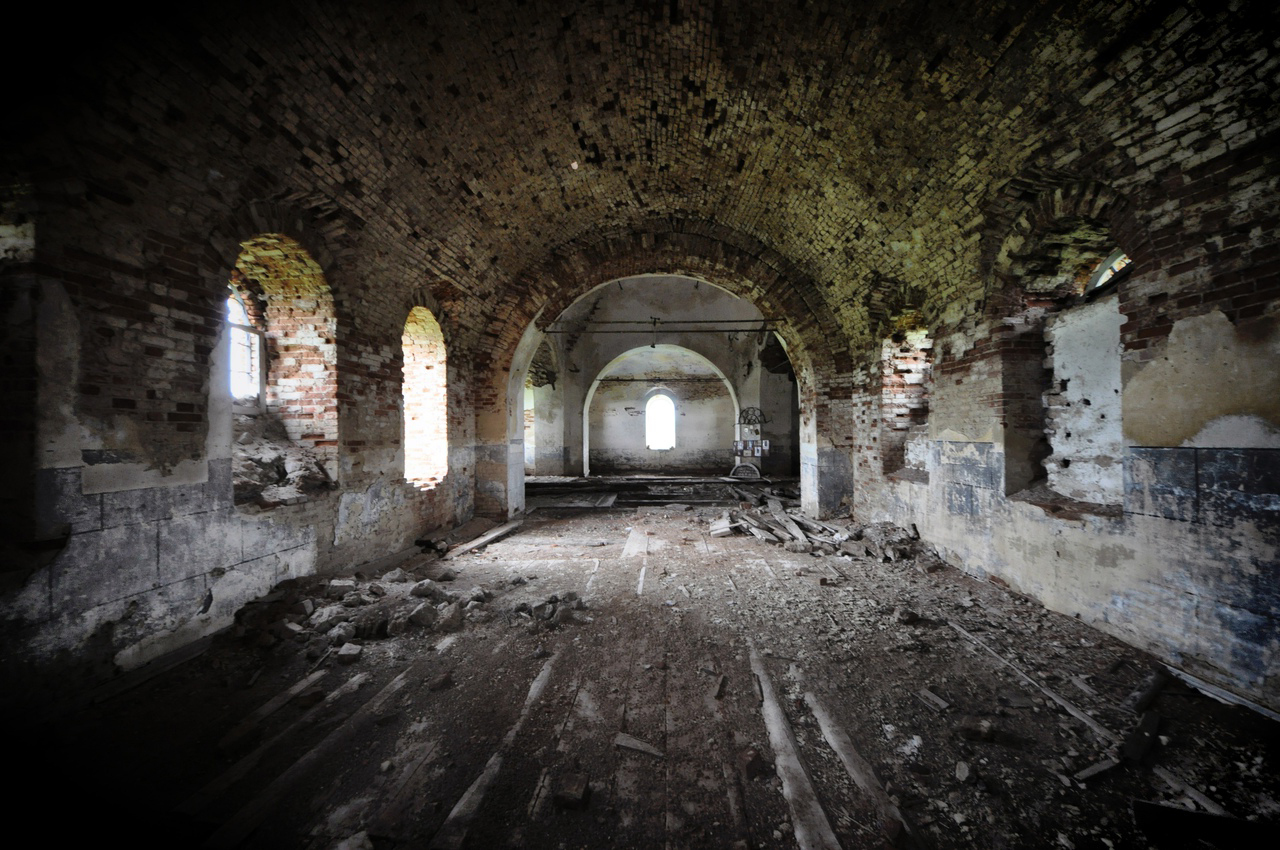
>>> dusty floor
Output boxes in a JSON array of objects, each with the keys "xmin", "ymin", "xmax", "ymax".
[{"xmin": 14, "ymin": 480, "xmax": 1279, "ymax": 849}]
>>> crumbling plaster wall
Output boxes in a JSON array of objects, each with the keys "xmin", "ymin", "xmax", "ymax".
[
  {"xmin": 1043, "ymin": 294, "xmax": 1124, "ymax": 504},
  {"xmin": 871, "ymin": 291, "xmax": 1279, "ymax": 712}
]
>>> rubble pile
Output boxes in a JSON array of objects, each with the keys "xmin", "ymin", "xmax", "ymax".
[
  {"xmin": 231, "ymin": 552, "xmax": 588, "ymax": 668},
  {"xmin": 712, "ymin": 484, "xmax": 945, "ymax": 573},
  {"xmin": 230, "ymin": 562, "xmax": 491, "ymax": 661},
  {"xmin": 232, "ymin": 414, "xmax": 334, "ymax": 507}
]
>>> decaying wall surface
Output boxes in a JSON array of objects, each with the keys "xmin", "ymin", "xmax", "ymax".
[
  {"xmin": 3, "ymin": 1, "xmax": 1277, "ymax": 713},
  {"xmin": 1044, "ymin": 294, "xmax": 1124, "ymax": 504}
]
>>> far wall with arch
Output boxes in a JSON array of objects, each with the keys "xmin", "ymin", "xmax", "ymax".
[
  {"xmin": 522, "ymin": 274, "xmax": 799, "ymax": 478},
  {"xmin": 587, "ymin": 346, "xmax": 736, "ymax": 474}
]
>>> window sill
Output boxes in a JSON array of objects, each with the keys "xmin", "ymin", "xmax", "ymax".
[{"xmin": 1008, "ymin": 484, "xmax": 1122, "ymax": 520}]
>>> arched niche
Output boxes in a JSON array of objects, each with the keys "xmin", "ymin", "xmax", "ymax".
[{"xmin": 583, "ymin": 344, "xmax": 740, "ymax": 475}]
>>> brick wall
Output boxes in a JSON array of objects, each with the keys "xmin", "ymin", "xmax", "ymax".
[{"xmin": 3, "ymin": 0, "xmax": 1277, "ymax": 708}]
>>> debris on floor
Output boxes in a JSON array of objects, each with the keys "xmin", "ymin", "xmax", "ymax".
[{"xmin": 14, "ymin": 480, "xmax": 1278, "ymax": 849}]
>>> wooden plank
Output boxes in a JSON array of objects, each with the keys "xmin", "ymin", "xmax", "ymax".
[
  {"xmin": 1152, "ymin": 766, "xmax": 1228, "ymax": 815},
  {"xmin": 203, "ymin": 665, "xmax": 422, "ymax": 849},
  {"xmin": 614, "ymin": 732, "xmax": 664, "ymax": 757},
  {"xmin": 1164, "ymin": 665, "xmax": 1280, "ymax": 722},
  {"xmin": 949, "ymin": 621, "xmax": 1120, "ymax": 744},
  {"xmin": 179, "ymin": 672, "xmax": 370, "ymax": 816},
  {"xmin": 768, "ymin": 498, "xmax": 807, "ymax": 543},
  {"xmin": 748, "ymin": 648, "xmax": 841, "ymax": 850},
  {"xmin": 428, "ymin": 656, "xmax": 558, "ymax": 849},
  {"xmin": 443, "ymin": 519, "xmax": 523, "ymax": 560},
  {"xmin": 366, "ymin": 739, "xmax": 443, "ymax": 839},
  {"xmin": 805, "ymin": 690, "xmax": 911, "ymax": 844},
  {"xmin": 218, "ymin": 670, "xmax": 328, "ymax": 750}
]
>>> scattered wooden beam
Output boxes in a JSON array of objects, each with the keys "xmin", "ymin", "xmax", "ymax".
[
  {"xmin": 1074, "ymin": 758, "xmax": 1120, "ymax": 782},
  {"xmin": 917, "ymin": 687, "xmax": 951, "ymax": 713},
  {"xmin": 203, "ymin": 666, "xmax": 415, "ymax": 848},
  {"xmin": 948, "ymin": 621, "xmax": 1120, "ymax": 745},
  {"xmin": 1152, "ymin": 766, "xmax": 1228, "ymax": 816},
  {"xmin": 614, "ymin": 732, "xmax": 664, "ymax": 758},
  {"xmin": 429, "ymin": 656, "xmax": 558, "ymax": 849},
  {"xmin": 443, "ymin": 519, "xmax": 523, "ymax": 560},
  {"xmin": 749, "ymin": 647, "xmax": 841, "ymax": 850},
  {"xmin": 218, "ymin": 669, "xmax": 328, "ymax": 750},
  {"xmin": 767, "ymin": 498, "xmax": 808, "ymax": 543},
  {"xmin": 366, "ymin": 739, "xmax": 443, "ymax": 839},
  {"xmin": 180, "ymin": 672, "xmax": 370, "ymax": 816},
  {"xmin": 1164, "ymin": 665, "xmax": 1280, "ymax": 722},
  {"xmin": 805, "ymin": 690, "xmax": 911, "ymax": 845}
]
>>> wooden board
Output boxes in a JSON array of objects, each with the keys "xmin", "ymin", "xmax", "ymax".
[{"xmin": 443, "ymin": 519, "xmax": 523, "ymax": 560}]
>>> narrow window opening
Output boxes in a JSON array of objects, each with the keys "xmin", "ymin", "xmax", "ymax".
[
  {"xmin": 645, "ymin": 393, "xmax": 676, "ymax": 450},
  {"xmin": 228, "ymin": 234, "xmax": 337, "ymax": 507},
  {"xmin": 403, "ymin": 306, "xmax": 449, "ymax": 487},
  {"xmin": 1086, "ymin": 249, "xmax": 1132, "ymax": 293},
  {"xmin": 227, "ymin": 290, "xmax": 264, "ymax": 412}
]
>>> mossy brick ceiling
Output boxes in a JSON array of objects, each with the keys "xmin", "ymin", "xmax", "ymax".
[{"xmin": 20, "ymin": 0, "xmax": 1265, "ymax": 357}]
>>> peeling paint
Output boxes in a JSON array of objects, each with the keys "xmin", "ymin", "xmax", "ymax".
[{"xmin": 1125, "ymin": 310, "xmax": 1280, "ymax": 446}]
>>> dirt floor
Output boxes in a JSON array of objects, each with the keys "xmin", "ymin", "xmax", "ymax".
[{"xmin": 13, "ymin": 479, "xmax": 1279, "ymax": 849}]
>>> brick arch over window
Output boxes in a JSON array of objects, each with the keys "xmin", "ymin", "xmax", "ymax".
[
  {"xmin": 230, "ymin": 234, "xmax": 339, "ymax": 469},
  {"xmin": 980, "ymin": 181, "xmax": 1135, "ymax": 503},
  {"xmin": 402, "ymin": 305, "xmax": 448, "ymax": 488},
  {"xmin": 980, "ymin": 178, "xmax": 1152, "ymax": 314},
  {"xmin": 481, "ymin": 220, "xmax": 849, "ymax": 390}
]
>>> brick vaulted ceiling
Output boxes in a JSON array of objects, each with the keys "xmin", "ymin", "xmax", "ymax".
[{"xmin": 15, "ymin": 0, "xmax": 1280, "ymax": 368}]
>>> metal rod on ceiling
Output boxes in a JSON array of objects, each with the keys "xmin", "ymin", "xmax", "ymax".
[
  {"xmin": 542, "ymin": 326, "xmax": 780, "ymax": 335},
  {"xmin": 551, "ymin": 319, "xmax": 783, "ymax": 325},
  {"xmin": 596, "ymin": 377, "xmax": 726, "ymax": 382}
]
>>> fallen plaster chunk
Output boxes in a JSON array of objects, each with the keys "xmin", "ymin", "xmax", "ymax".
[{"xmin": 552, "ymin": 773, "xmax": 591, "ymax": 809}]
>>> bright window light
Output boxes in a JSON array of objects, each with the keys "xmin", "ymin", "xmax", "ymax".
[
  {"xmin": 227, "ymin": 292, "xmax": 262, "ymax": 407},
  {"xmin": 646, "ymin": 393, "xmax": 675, "ymax": 450}
]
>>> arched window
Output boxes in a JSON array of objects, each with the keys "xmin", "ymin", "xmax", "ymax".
[
  {"xmin": 226, "ymin": 234, "xmax": 338, "ymax": 506},
  {"xmin": 645, "ymin": 393, "xmax": 676, "ymax": 450},
  {"xmin": 226, "ymin": 289, "xmax": 264, "ymax": 412},
  {"xmin": 231, "ymin": 234, "xmax": 338, "ymax": 458},
  {"xmin": 402, "ymin": 306, "xmax": 448, "ymax": 487}
]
